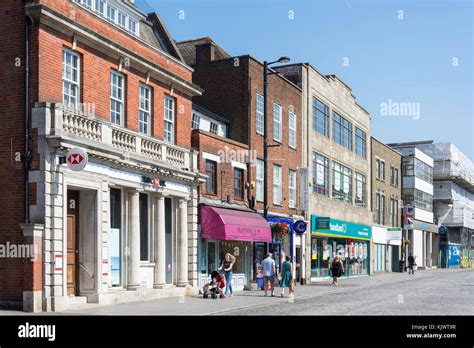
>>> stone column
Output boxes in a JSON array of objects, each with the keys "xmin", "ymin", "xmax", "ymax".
[
  {"xmin": 177, "ymin": 199, "xmax": 189, "ymax": 287},
  {"xmin": 127, "ymin": 190, "xmax": 141, "ymax": 290},
  {"xmin": 154, "ymin": 194, "xmax": 166, "ymax": 288}
]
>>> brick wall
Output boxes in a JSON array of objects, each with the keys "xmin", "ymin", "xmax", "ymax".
[
  {"xmin": 191, "ymin": 129, "xmax": 249, "ymax": 206},
  {"xmin": 190, "ymin": 50, "xmax": 303, "ymax": 217},
  {"xmin": 0, "ymin": 0, "xmax": 196, "ymax": 302}
]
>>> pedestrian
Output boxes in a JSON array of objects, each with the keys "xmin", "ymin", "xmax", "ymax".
[
  {"xmin": 279, "ymin": 255, "xmax": 293, "ymax": 297},
  {"xmin": 330, "ymin": 254, "xmax": 344, "ymax": 286},
  {"xmin": 262, "ymin": 252, "xmax": 276, "ymax": 297},
  {"xmin": 218, "ymin": 253, "xmax": 235, "ymax": 297},
  {"xmin": 408, "ymin": 253, "xmax": 416, "ymax": 275}
]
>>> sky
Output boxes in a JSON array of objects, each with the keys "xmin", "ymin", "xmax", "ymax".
[{"xmin": 137, "ymin": 0, "xmax": 473, "ymax": 158}]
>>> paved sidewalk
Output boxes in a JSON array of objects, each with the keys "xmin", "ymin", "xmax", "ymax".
[{"xmin": 0, "ymin": 268, "xmax": 470, "ymax": 316}]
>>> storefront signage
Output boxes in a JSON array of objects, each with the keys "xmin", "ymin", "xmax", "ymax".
[
  {"xmin": 66, "ymin": 147, "xmax": 88, "ymax": 171},
  {"xmin": 315, "ymin": 217, "xmax": 330, "ymax": 230},
  {"xmin": 141, "ymin": 176, "xmax": 166, "ymax": 186},
  {"xmin": 386, "ymin": 228, "xmax": 402, "ymax": 241},
  {"xmin": 293, "ymin": 220, "xmax": 307, "ymax": 234},
  {"xmin": 311, "ymin": 215, "xmax": 372, "ymax": 240},
  {"xmin": 439, "ymin": 225, "xmax": 447, "ymax": 234},
  {"xmin": 300, "ymin": 168, "xmax": 309, "ymax": 211}
]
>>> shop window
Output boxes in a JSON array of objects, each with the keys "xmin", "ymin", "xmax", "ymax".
[
  {"xmin": 219, "ymin": 241, "xmax": 244, "ymax": 273},
  {"xmin": 139, "ymin": 193, "xmax": 149, "ymax": 261}
]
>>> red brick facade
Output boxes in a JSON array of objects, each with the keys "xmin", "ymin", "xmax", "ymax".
[
  {"xmin": 180, "ymin": 41, "xmax": 303, "ymax": 217},
  {"xmin": 0, "ymin": 0, "xmax": 197, "ymax": 304},
  {"xmin": 191, "ymin": 129, "xmax": 249, "ymax": 207}
]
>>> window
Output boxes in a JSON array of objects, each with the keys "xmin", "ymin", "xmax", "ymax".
[
  {"xmin": 164, "ymin": 96, "xmax": 175, "ymax": 144},
  {"xmin": 332, "ymin": 161, "xmax": 352, "ymax": 203},
  {"xmin": 375, "ymin": 193, "xmax": 385, "ymax": 225},
  {"xmin": 390, "ymin": 166, "xmax": 399, "ymax": 187},
  {"xmin": 138, "ymin": 84, "xmax": 151, "ymax": 135},
  {"xmin": 256, "ymin": 94, "xmax": 264, "ymax": 135},
  {"xmin": 312, "ymin": 153, "xmax": 329, "ymax": 196},
  {"xmin": 256, "ymin": 159, "xmax": 264, "ymax": 202},
  {"xmin": 205, "ymin": 160, "xmax": 217, "ymax": 194},
  {"xmin": 234, "ymin": 168, "xmax": 244, "ymax": 199},
  {"xmin": 81, "ymin": 0, "xmax": 93, "ymax": 8},
  {"xmin": 403, "ymin": 189, "xmax": 433, "ymax": 212},
  {"xmin": 129, "ymin": 18, "xmax": 138, "ymax": 34},
  {"xmin": 62, "ymin": 49, "xmax": 80, "ymax": 109},
  {"xmin": 209, "ymin": 122, "xmax": 218, "ymax": 135},
  {"xmin": 95, "ymin": 0, "xmax": 105, "ymax": 14},
  {"xmin": 355, "ymin": 172, "xmax": 366, "ymax": 207},
  {"xmin": 414, "ymin": 158, "xmax": 433, "ymax": 183},
  {"xmin": 110, "ymin": 71, "xmax": 124, "ymax": 126},
  {"xmin": 118, "ymin": 11, "xmax": 126, "ymax": 27},
  {"xmin": 313, "ymin": 98, "xmax": 329, "ymax": 137},
  {"xmin": 332, "ymin": 111, "xmax": 352, "ymax": 150},
  {"xmin": 273, "ymin": 165, "xmax": 282, "ymax": 205},
  {"xmin": 191, "ymin": 113, "xmax": 200, "ymax": 130},
  {"xmin": 390, "ymin": 197, "xmax": 399, "ymax": 227},
  {"xmin": 376, "ymin": 159, "xmax": 385, "ymax": 180},
  {"xmin": 355, "ymin": 127, "xmax": 366, "ymax": 158},
  {"xmin": 289, "ymin": 170, "xmax": 296, "ymax": 208},
  {"xmin": 139, "ymin": 193, "xmax": 149, "ymax": 261},
  {"xmin": 273, "ymin": 104, "xmax": 282, "ymax": 142},
  {"xmin": 289, "ymin": 110, "xmax": 297, "ymax": 148},
  {"xmin": 107, "ymin": 4, "xmax": 116, "ymax": 21},
  {"xmin": 403, "ymin": 156, "xmax": 415, "ymax": 176}
]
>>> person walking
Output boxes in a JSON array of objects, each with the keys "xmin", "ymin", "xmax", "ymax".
[
  {"xmin": 262, "ymin": 253, "xmax": 276, "ymax": 297},
  {"xmin": 330, "ymin": 254, "xmax": 344, "ymax": 286},
  {"xmin": 279, "ymin": 255, "xmax": 293, "ymax": 297},
  {"xmin": 218, "ymin": 253, "xmax": 235, "ymax": 297},
  {"xmin": 408, "ymin": 254, "xmax": 416, "ymax": 275}
]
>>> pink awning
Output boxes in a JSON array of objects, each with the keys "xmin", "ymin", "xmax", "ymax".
[{"xmin": 200, "ymin": 206, "xmax": 271, "ymax": 242}]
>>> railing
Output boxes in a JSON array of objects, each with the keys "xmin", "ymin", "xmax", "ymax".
[{"xmin": 45, "ymin": 103, "xmax": 191, "ymax": 169}]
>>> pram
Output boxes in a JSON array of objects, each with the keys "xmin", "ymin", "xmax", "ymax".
[{"xmin": 203, "ymin": 271, "xmax": 226, "ymax": 299}]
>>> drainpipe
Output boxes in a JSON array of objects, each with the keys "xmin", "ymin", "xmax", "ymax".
[{"xmin": 24, "ymin": 14, "xmax": 31, "ymax": 224}]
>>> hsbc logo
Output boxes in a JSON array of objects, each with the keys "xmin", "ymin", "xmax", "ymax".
[{"xmin": 66, "ymin": 148, "xmax": 88, "ymax": 171}]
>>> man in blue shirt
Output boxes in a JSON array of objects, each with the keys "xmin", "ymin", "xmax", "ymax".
[{"xmin": 262, "ymin": 253, "xmax": 276, "ymax": 297}]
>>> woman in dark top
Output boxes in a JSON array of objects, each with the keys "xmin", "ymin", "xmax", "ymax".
[
  {"xmin": 331, "ymin": 255, "xmax": 344, "ymax": 286},
  {"xmin": 218, "ymin": 253, "xmax": 234, "ymax": 297}
]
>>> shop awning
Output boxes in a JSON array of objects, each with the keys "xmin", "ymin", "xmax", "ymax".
[{"xmin": 200, "ymin": 206, "xmax": 271, "ymax": 242}]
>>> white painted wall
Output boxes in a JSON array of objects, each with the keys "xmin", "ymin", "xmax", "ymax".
[{"xmin": 414, "ymin": 208, "xmax": 434, "ymax": 223}]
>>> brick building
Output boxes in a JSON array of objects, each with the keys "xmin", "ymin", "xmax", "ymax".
[
  {"xmin": 177, "ymin": 38, "xmax": 304, "ymax": 280},
  {"xmin": 0, "ymin": 0, "xmax": 204, "ymax": 312},
  {"xmin": 371, "ymin": 137, "xmax": 402, "ymax": 273},
  {"xmin": 191, "ymin": 105, "xmax": 271, "ymax": 291}
]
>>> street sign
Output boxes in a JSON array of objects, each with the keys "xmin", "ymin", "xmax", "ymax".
[
  {"xmin": 66, "ymin": 148, "xmax": 88, "ymax": 171},
  {"xmin": 293, "ymin": 220, "xmax": 307, "ymax": 234},
  {"xmin": 299, "ymin": 167, "xmax": 309, "ymax": 211}
]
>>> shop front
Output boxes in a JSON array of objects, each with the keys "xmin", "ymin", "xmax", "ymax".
[
  {"xmin": 198, "ymin": 206, "xmax": 271, "ymax": 291},
  {"xmin": 372, "ymin": 226, "xmax": 402, "ymax": 273},
  {"xmin": 310, "ymin": 216, "xmax": 372, "ymax": 280}
]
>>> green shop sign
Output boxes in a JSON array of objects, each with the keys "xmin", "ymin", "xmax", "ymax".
[{"xmin": 311, "ymin": 215, "xmax": 372, "ymax": 240}]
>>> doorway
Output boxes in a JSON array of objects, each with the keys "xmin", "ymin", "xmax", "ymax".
[{"xmin": 67, "ymin": 190, "xmax": 79, "ymax": 296}]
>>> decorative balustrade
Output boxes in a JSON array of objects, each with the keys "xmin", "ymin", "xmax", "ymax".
[
  {"xmin": 62, "ymin": 108, "xmax": 102, "ymax": 142},
  {"xmin": 47, "ymin": 104, "xmax": 191, "ymax": 170}
]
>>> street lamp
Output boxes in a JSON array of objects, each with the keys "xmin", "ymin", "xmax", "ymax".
[{"xmin": 263, "ymin": 56, "xmax": 290, "ymax": 220}]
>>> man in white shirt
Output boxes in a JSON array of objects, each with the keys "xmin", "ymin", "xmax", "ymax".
[{"xmin": 262, "ymin": 253, "xmax": 276, "ymax": 297}]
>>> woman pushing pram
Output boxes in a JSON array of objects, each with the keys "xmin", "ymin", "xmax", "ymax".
[{"xmin": 203, "ymin": 271, "xmax": 226, "ymax": 299}]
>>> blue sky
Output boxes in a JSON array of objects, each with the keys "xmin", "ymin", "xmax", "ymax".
[{"xmin": 138, "ymin": 0, "xmax": 473, "ymax": 158}]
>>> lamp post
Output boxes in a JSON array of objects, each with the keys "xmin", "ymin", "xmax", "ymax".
[{"xmin": 263, "ymin": 56, "xmax": 290, "ymax": 220}]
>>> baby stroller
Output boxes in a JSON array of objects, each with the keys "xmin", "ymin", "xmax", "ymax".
[{"xmin": 203, "ymin": 271, "xmax": 226, "ymax": 299}]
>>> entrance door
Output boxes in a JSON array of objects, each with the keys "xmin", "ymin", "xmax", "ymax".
[
  {"xmin": 67, "ymin": 190, "xmax": 79, "ymax": 295},
  {"xmin": 165, "ymin": 197, "xmax": 173, "ymax": 284}
]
